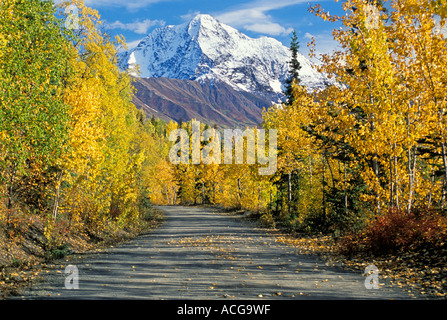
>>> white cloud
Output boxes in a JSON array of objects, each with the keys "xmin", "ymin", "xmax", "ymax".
[
  {"xmin": 105, "ymin": 19, "xmax": 165, "ymax": 34},
  {"xmin": 304, "ymin": 32, "xmax": 314, "ymax": 39},
  {"xmin": 217, "ymin": 8, "xmax": 267, "ymax": 26},
  {"xmin": 84, "ymin": 0, "xmax": 169, "ymax": 11},
  {"xmin": 245, "ymin": 23, "xmax": 293, "ymax": 36},
  {"xmin": 216, "ymin": 0, "xmax": 317, "ymax": 36}
]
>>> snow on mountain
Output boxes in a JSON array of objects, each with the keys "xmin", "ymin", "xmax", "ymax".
[{"xmin": 119, "ymin": 14, "xmax": 326, "ymax": 102}]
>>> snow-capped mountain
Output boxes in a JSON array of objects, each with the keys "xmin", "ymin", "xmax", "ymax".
[{"xmin": 119, "ymin": 14, "xmax": 325, "ymax": 102}]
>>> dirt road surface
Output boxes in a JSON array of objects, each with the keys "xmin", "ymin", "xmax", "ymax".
[{"xmin": 19, "ymin": 206, "xmax": 416, "ymax": 300}]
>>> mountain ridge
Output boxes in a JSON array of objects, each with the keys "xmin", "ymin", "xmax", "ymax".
[
  {"xmin": 120, "ymin": 14, "xmax": 326, "ymax": 127},
  {"xmin": 132, "ymin": 77, "xmax": 270, "ymax": 128}
]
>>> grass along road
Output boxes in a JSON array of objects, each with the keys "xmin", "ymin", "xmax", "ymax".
[{"xmin": 19, "ymin": 206, "xmax": 417, "ymax": 300}]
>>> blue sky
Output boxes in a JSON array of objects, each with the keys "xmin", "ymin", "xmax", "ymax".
[{"xmin": 83, "ymin": 0, "xmax": 345, "ymax": 57}]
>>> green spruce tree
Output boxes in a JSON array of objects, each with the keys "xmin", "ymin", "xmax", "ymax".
[{"xmin": 284, "ymin": 30, "xmax": 302, "ymax": 105}]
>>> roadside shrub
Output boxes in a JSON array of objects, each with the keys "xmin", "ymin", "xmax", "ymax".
[{"xmin": 339, "ymin": 208, "xmax": 447, "ymax": 255}]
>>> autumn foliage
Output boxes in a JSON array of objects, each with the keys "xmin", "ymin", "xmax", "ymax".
[
  {"xmin": 263, "ymin": 0, "xmax": 447, "ymax": 243},
  {"xmin": 340, "ymin": 208, "xmax": 447, "ymax": 254},
  {"xmin": 0, "ymin": 0, "xmax": 168, "ymax": 278},
  {"xmin": 159, "ymin": 0, "xmax": 447, "ymax": 260},
  {"xmin": 1, "ymin": 0, "xmax": 447, "ymax": 297}
]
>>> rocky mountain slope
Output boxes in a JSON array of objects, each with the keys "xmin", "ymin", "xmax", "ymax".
[
  {"xmin": 132, "ymin": 77, "xmax": 270, "ymax": 128},
  {"xmin": 120, "ymin": 14, "xmax": 326, "ymax": 126}
]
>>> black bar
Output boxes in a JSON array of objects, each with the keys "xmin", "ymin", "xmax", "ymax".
[{"xmin": 2, "ymin": 300, "xmax": 445, "ymax": 318}]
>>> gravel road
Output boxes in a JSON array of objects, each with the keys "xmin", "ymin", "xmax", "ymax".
[{"xmin": 19, "ymin": 206, "xmax": 415, "ymax": 300}]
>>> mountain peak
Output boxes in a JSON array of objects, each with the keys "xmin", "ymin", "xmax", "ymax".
[
  {"xmin": 187, "ymin": 14, "xmax": 220, "ymax": 37},
  {"xmin": 189, "ymin": 13, "xmax": 217, "ymax": 24},
  {"xmin": 119, "ymin": 15, "xmax": 326, "ymax": 101}
]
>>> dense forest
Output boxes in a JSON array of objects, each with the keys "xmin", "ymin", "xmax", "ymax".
[
  {"xmin": 1, "ymin": 0, "xmax": 447, "ymax": 296},
  {"xmin": 157, "ymin": 0, "xmax": 447, "ymax": 254},
  {"xmin": 0, "ymin": 0, "xmax": 169, "ymax": 278}
]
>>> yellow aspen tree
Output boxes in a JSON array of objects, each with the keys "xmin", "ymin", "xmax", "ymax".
[
  {"xmin": 57, "ymin": 0, "xmax": 145, "ymax": 230},
  {"xmin": 390, "ymin": 0, "xmax": 447, "ymax": 209},
  {"xmin": 311, "ymin": 0, "xmax": 407, "ymax": 215},
  {"xmin": 263, "ymin": 82, "xmax": 320, "ymax": 219}
]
